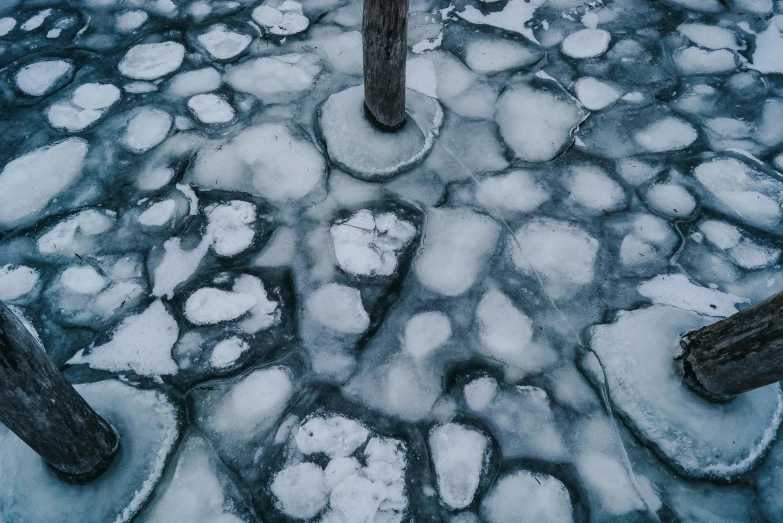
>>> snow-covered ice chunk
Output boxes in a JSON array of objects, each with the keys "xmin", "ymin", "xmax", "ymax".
[
  {"xmin": 619, "ymin": 214, "xmax": 676, "ymax": 268},
  {"xmin": 252, "ymin": 0, "xmax": 309, "ymax": 36},
  {"xmin": 496, "ymin": 83, "xmax": 586, "ymax": 162},
  {"xmin": 69, "ymin": 300, "xmax": 179, "ymax": 376},
  {"xmin": 637, "ymin": 274, "xmax": 746, "ymax": 317},
  {"xmin": 137, "ymin": 436, "xmax": 247, "ymax": 523},
  {"xmin": 464, "ymin": 38, "xmax": 540, "ymax": 73},
  {"xmin": 464, "ymin": 376, "xmax": 499, "ymax": 411},
  {"xmin": 189, "ymin": 123, "xmax": 325, "ymax": 202},
  {"xmin": 116, "ymin": 10, "xmax": 148, "ymax": 32},
  {"xmin": 404, "ymin": 311, "xmax": 451, "ymax": 359},
  {"xmin": 48, "ymin": 83, "xmax": 120, "ymax": 132},
  {"xmin": 167, "ymin": 68, "xmax": 222, "ymax": 97},
  {"xmin": 644, "ymin": 182, "xmax": 697, "ymax": 218},
  {"xmin": 567, "ymin": 164, "xmax": 625, "ymax": 212},
  {"xmin": 674, "ymin": 47, "xmax": 737, "ymax": 75},
  {"xmin": 306, "ymin": 283, "xmax": 369, "ymax": 334},
  {"xmin": 456, "ymin": 0, "xmax": 545, "ymax": 43},
  {"xmin": 21, "ymin": 9, "xmax": 51, "ymax": 31},
  {"xmin": 561, "ymin": 28, "xmax": 610, "ymax": 58},
  {"xmin": 677, "ymin": 23, "xmax": 739, "ymax": 50},
  {"xmin": 699, "ymin": 219, "xmax": 780, "ymax": 269},
  {"xmin": 185, "ymin": 287, "xmax": 257, "ymax": 325},
  {"xmin": 751, "ymin": 16, "xmax": 783, "ymax": 74},
  {"xmin": 60, "ymin": 265, "xmax": 107, "ymax": 294},
  {"xmin": 429, "ymin": 423, "xmax": 489, "ymax": 509},
  {"xmin": 318, "ymin": 85, "xmax": 442, "ymax": 180},
  {"xmin": 0, "ymin": 17, "xmax": 16, "ymax": 36},
  {"xmin": 151, "ymin": 236, "xmax": 211, "ymax": 298},
  {"xmin": 73, "ymin": 83, "xmax": 120, "ymax": 109},
  {"xmin": 123, "ymin": 108, "xmax": 172, "ymax": 153},
  {"xmin": 0, "ymin": 265, "xmax": 39, "ymax": 301},
  {"xmin": 589, "ymin": 305, "xmax": 783, "ymax": 479},
  {"xmin": 481, "ymin": 470, "xmax": 573, "ymax": 523},
  {"xmin": 37, "ymin": 208, "xmax": 114, "ymax": 255},
  {"xmin": 224, "ymin": 54, "xmax": 321, "ymax": 104},
  {"xmin": 188, "ymin": 93, "xmax": 235, "ymax": 124},
  {"xmin": 138, "ymin": 199, "xmax": 177, "ymax": 226},
  {"xmin": 476, "ymin": 170, "xmax": 549, "ymax": 214},
  {"xmin": 119, "ymin": 42, "xmax": 185, "ymax": 80},
  {"xmin": 197, "ymin": 24, "xmax": 251, "ymax": 60},
  {"xmin": 15, "ymin": 59, "xmax": 73, "ymax": 96},
  {"xmin": 573, "ymin": 77, "xmax": 622, "ymax": 111},
  {"xmin": 210, "ymin": 337, "xmax": 250, "ymax": 369},
  {"xmin": 414, "ymin": 207, "xmax": 500, "ymax": 296},
  {"xmin": 511, "ymin": 218, "xmax": 599, "ymax": 299},
  {"xmin": 475, "ymin": 288, "xmax": 555, "ymax": 373},
  {"xmin": 693, "ymin": 156, "xmax": 783, "ymax": 230},
  {"xmin": 322, "ymin": 436, "xmax": 408, "ymax": 522},
  {"xmin": 205, "ymin": 201, "xmax": 256, "ymax": 256},
  {"xmin": 199, "ymin": 366, "xmax": 293, "ymax": 440},
  {"xmin": 271, "ymin": 463, "xmax": 328, "ymax": 519},
  {"xmin": 295, "ymin": 415, "xmax": 369, "ymax": 457},
  {"xmin": 0, "ymin": 138, "xmax": 88, "ymax": 229},
  {"xmin": 634, "ymin": 116, "xmax": 698, "ymax": 152},
  {"xmin": 329, "ymin": 209, "xmax": 416, "ymax": 277}
]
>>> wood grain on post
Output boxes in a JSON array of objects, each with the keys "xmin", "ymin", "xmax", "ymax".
[
  {"xmin": 678, "ymin": 290, "xmax": 783, "ymax": 402},
  {"xmin": 363, "ymin": 0, "xmax": 408, "ymax": 131},
  {"xmin": 0, "ymin": 300, "xmax": 119, "ymax": 484}
]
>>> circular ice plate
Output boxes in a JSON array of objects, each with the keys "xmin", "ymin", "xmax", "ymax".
[
  {"xmin": 0, "ymin": 380, "xmax": 179, "ymax": 523},
  {"xmin": 318, "ymin": 85, "xmax": 443, "ymax": 182},
  {"xmin": 589, "ymin": 305, "xmax": 783, "ymax": 480}
]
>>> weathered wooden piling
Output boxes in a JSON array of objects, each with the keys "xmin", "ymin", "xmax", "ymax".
[
  {"xmin": 0, "ymin": 300, "xmax": 119, "ymax": 483},
  {"xmin": 362, "ymin": 0, "xmax": 409, "ymax": 131},
  {"xmin": 678, "ymin": 290, "xmax": 783, "ymax": 402}
]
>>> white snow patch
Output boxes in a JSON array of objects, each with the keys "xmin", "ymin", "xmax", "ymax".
[
  {"xmin": 0, "ymin": 265, "xmax": 39, "ymax": 301},
  {"xmin": 637, "ymin": 274, "xmax": 747, "ymax": 317},
  {"xmin": 330, "ymin": 209, "xmax": 417, "ymax": 277},
  {"xmin": 430, "ymin": 423, "xmax": 489, "ymax": 509},
  {"xmin": 481, "ymin": 470, "xmax": 573, "ymax": 523},
  {"xmin": 476, "ymin": 170, "xmax": 549, "ymax": 214},
  {"xmin": 634, "ymin": 117, "xmax": 698, "ymax": 152},
  {"xmin": 414, "ymin": 207, "xmax": 500, "ymax": 296},
  {"xmin": 496, "ymin": 83, "xmax": 584, "ymax": 162},
  {"xmin": 404, "ymin": 311, "xmax": 451, "ymax": 359},
  {"xmin": 198, "ymin": 24, "xmax": 251, "ymax": 60},
  {"xmin": 15, "ymin": 60, "xmax": 72, "ymax": 96},
  {"xmin": 511, "ymin": 218, "xmax": 599, "ymax": 299},
  {"xmin": 295, "ymin": 416, "xmax": 369, "ymax": 457},
  {"xmin": 574, "ymin": 77, "xmax": 622, "ymax": 110},
  {"xmin": 185, "ymin": 287, "xmax": 257, "ymax": 325},
  {"xmin": 123, "ymin": 108, "xmax": 172, "ymax": 153},
  {"xmin": 68, "ymin": 300, "xmax": 179, "ymax": 376},
  {"xmin": 210, "ymin": 337, "xmax": 250, "ymax": 368},
  {"xmin": 306, "ymin": 283, "xmax": 369, "ymax": 334},
  {"xmin": 188, "ymin": 93, "xmax": 235, "ymax": 124},
  {"xmin": 0, "ymin": 138, "xmax": 88, "ymax": 228},
  {"xmin": 561, "ymin": 28, "xmax": 611, "ymax": 58},
  {"xmin": 119, "ymin": 42, "xmax": 185, "ymax": 80}
]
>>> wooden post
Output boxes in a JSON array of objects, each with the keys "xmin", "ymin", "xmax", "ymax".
[
  {"xmin": 678, "ymin": 290, "xmax": 783, "ymax": 402},
  {"xmin": 0, "ymin": 300, "xmax": 119, "ymax": 484},
  {"xmin": 363, "ymin": 0, "xmax": 408, "ymax": 131}
]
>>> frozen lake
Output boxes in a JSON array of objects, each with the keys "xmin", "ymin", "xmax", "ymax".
[{"xmin": 0, "ymin": 0, "xmax": 783, "ymax": 521}]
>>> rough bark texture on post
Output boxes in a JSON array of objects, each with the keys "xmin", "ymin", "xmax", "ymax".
[
  {"xmin": 678, "ymin": 290, "xmax": 783, "ymax": 402},
  {"xmin": 363, "ymin": 0, "xmax": 408, "ymax": 131},
  {"xmin": 0, "ymin": 300, "xmax": 119, "ymax": 484}
]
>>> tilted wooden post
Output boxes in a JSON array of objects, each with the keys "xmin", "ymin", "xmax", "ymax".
[
  {"xmin": 0, "ymin": 300, "xmax": 119, "ymax": 483},
  {"xmin": 678, "ymin": 290, "xmax": 783, "ymax": 402},
  {"xmin": 363, "ymin": 0, "xmax": 408, "ymax": 131}
]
